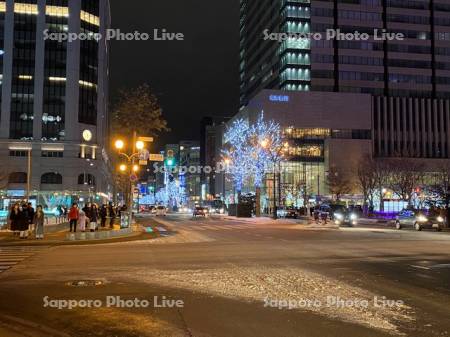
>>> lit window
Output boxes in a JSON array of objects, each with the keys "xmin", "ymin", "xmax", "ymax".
[
  {"xmin": 14, "ymin": 3, "xmax": 39, "ymax": 15},
  {"xmin": 46, "ymin": 5, "xmax": 69, "ymax": 17},
  {"xmin": 79, "ymin": 80, "xmax": 97, "ymax": 88},
  {"xmin": 49, "ymin": 77, "xmax": 67, "ymax": 82},
  {"xmin": 80, "ymin": 10, "xmax": 100, "ymax": 26}
]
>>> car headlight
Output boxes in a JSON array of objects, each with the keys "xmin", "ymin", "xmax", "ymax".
[
  {"xmin": 437, "ymin": 216, "xmax": 444, "ymax": 223},
  {"xmin": 417, "ymin": 215, "xmax": 428, "ymax": 222},
  {"xmin": 350, "ymin": 213, "xmax": 358, "ymax": 220},
  {"xmin": 335, "ymin": 213, "xmax": 343, "ymax": 220}
]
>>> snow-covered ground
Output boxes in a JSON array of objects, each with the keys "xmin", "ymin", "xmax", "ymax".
[{"xmin": 112, "ymin": 266, "xmax": 415, "ymax": 334}]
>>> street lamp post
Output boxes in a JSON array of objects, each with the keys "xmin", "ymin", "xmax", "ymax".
[{"xmin": 114, "ymin": 135, "xmax": 148, "ymax": 228}]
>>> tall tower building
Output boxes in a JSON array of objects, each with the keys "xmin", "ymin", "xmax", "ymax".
[
  {"xmin": 239, "ymin": 0, "xmax": 450, "ymax": 159},
  {"xmin": 0, "ymin": 0, "xmax": 111, "ymax": 209},
  {"xmin": 239, "ymin": 0, "xmax": 450, "ymax": 107}
]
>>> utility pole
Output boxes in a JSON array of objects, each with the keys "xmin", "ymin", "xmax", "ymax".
[{"xmin": 26, "ymin": 148, "xmax": 32, "ymax": 202}]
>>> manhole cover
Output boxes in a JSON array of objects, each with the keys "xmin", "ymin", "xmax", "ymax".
[{"xmin": 66, "ymin": 280, "xmax": 105, "ymax": 287}]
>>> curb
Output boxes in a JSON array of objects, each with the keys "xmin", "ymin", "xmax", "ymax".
[{"xmin": 65, "ymin": 226, "xmax": 136, "ymax": 241}]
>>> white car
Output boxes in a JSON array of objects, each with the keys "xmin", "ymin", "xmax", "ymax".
[{"xmin": 155, "ymin": 206, "xmax": 167, "ymax": 216}]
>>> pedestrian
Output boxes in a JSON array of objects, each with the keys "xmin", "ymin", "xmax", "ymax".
[
  {"xmin": 27, "ymin": 202, "xmax": 35, "ymax": 235},
  {"xmin": 89, "ymin": 204, "xmax": 99, "ymax": 232},
  {"xmin": 9, "ymin": 204, "xmax": 21, "ymax": 236},
  {"xmin": 18, "ymin": 203, "xmax": 30, "ymax": 239},
  {"xmin": 108, "ymin": 202, "xmax": 116, "ymax": 228},
  {"xmin": 78, "ymin": 209, "xmax": 87, "ymax": 232},
  {"xmin": 63, "ymin": 206, "xmax": 68, "ymax": 221},
  {"xmin": 57, "ymin": 205, "xmax": 63, "ymax": 223},
  {"xmin": 82, "ymin": 203, "xmax": 92, "ymax": 228},
  {"xmin": 33, "ymin": 205, "xmax": 45, "ymax": 240},
  {"xmin": 100, "ymin": 204, "xmax": 107, "ymax": 228},
  {"xmin": 68, "ymin": 203, "xmax": 79, "ymax": 232}
]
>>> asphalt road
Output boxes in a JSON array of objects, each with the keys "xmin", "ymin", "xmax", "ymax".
[{"xmin": 0, "ymin": 214, "xmax": 449, "ymax": 337}]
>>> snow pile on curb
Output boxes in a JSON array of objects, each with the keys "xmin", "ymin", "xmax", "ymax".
[{"xmin": 115, "ymin": 266, "xmax": 414, "ymax": 334}]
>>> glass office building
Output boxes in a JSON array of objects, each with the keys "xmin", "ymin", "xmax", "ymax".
[{"xmin": 240, "ymin": 0, "xmax": 450, "ymax": 107}]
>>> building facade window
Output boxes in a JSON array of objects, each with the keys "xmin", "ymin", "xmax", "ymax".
[
  {"xmin": 41, "ymin": 172, "xmax": 63, "ymax": 184},
  {"xmin": 41, "ymin": 150, "xmax": 63, "ymax": 157},
  {"xmin": 78, "ymin": 173, "xmax": 95, "ymax": 186},
  {"xmin": 9, "ymin": 150, "xmax": 28, "ymax": 157}
]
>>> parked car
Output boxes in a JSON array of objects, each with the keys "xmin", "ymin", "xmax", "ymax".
[
  {"xmin": 395, "ymin": 209, "xmax": 443, "ymax": 231},
  {"xmin": 193, "ymin": 207, "xmax": 209, "ymax": 217},
  {"xmin": 155, "ymin": 206, "xmax": 167, "ymax": 216}
]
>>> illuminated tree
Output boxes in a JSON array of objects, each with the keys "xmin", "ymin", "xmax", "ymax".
[
  {"xmin": 249, "ymin": 113, "xmax": 283, "ymax": 187},
  {"xmin": 223, "ymin": 118, "xmax": 251, "ymax": 194},
  {"xmin": 223, "ymin": 113, "xmax": 283, "ymax": 215}
]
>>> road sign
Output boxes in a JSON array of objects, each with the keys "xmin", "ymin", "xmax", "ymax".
[
  {"xmin": 138, "ymin": 137, "xmax": 154, "ymax": 143},
  {"xmin": 149, "ymin": 154, "xmax": 164, "ymax": 162},
  {"xmin": 130, "ymin": 173, "xmax": 138, "ymax": 182},
  {"xmin": 139, "ymin": 160, "xmax": 148, "ymax": 166}
]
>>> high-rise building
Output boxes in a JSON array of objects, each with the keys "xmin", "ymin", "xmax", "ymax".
[
  {"xmin": 200, "ymin": 117, "xmax": 230, "ymax": 199},
  {"xmin": 233, "ymin": 0, "xmax": 450, "ymax": 210},
  {"xmin": 0, "ymin": 0, "xmax": 111, "ymax": 209},
  {"xmin": 239, "ymin": 0, "xmax": 450, "ymax": 159},
  {"xmin": 240, "ymin": 0, "xmax": 450, "ymax": 107}
]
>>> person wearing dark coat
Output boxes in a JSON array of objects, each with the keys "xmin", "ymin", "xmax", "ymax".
[
  {"xmin": 27, "ymin": 202, "xmax": 35, "ymax": 233},
  {"xmin": 82, "ymin": 204, "xmax": 92, "ymax": 220},
  {"xmin": 108, "ymin": 203, "xmax": 116, "ymax": 228},
  {"xmin": 89, "ymin": 204, "xmax": 99, "ymax": 232},
  {"xmin": 9, "ymin": 204, "xmax": 21, "ymax": 235},
  {"xmin": 100, "ymin": 205, "xmax": 107, "ymax": 228},
  {"xmin": 18, "ymin": 204, "xmax": 30, "ymax": 239}
]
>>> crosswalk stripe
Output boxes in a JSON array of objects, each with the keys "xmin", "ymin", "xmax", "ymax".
[
  {"xmin": 0, "ymin": 259, "xmax": 24, "ymax": 262},
  {"xmin": 0, "ymin": 246, "xmax": 47, "ymax": 274}
]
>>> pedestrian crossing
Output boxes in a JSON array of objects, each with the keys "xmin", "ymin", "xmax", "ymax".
[
  {"xmin": 178, "ymin": 223, "xmax": 261, "ymax": 232},
  {"xmin": 0, "ymin": 246, "xmax": 47, "ymax": 274}
]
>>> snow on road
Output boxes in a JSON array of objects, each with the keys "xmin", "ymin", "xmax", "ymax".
[{"xmin": 112, "ymin": 266, "xmax": 415, "ymax": 334}]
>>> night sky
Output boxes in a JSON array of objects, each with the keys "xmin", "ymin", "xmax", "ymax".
[{"xmin": 109, "ymin": 1, "xmax": 241, "ymax": 148}]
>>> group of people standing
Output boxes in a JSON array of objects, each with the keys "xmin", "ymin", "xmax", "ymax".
[
  {"xmin": 68, "ymin": 202, "xmax": 118, "ymax": 233},
  {"xmin": 9, "ymin": 202, "xmax": 46, "ymax": 239}
]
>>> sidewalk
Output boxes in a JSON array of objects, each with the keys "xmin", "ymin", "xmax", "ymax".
[{"xmin": 0, "ymin": 224, "xmax": 157, "ymax": 246}]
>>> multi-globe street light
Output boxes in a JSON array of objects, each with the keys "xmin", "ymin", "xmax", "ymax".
[{"xmin": 114, "ymin": 137, "xmax": 150, "ymax": 227}]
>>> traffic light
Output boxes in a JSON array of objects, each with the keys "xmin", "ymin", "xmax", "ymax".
[{"xmin": 166, "ymin": 158, "xmax": 175, "ymax": 166}]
